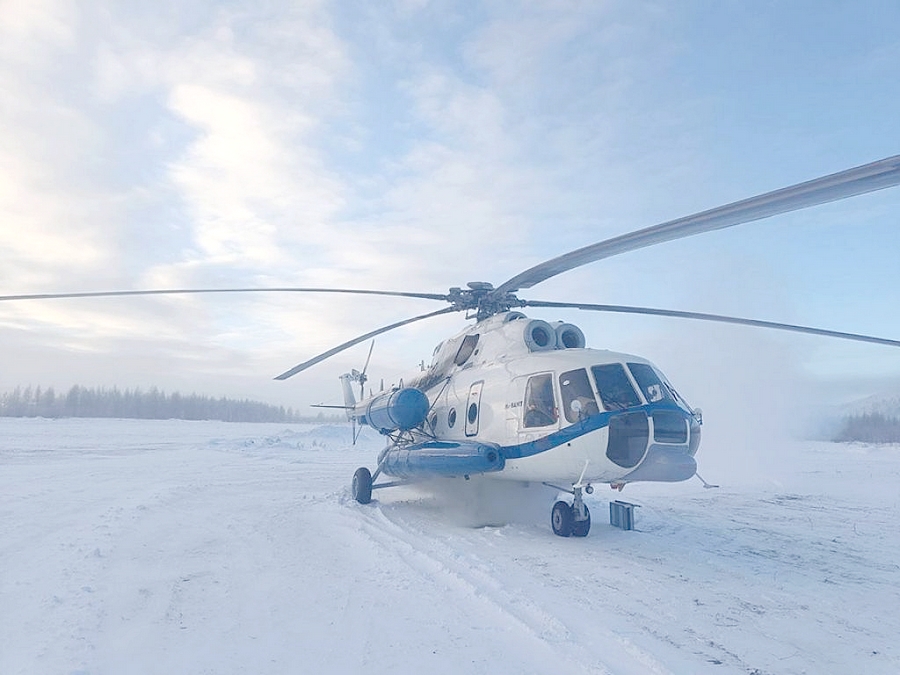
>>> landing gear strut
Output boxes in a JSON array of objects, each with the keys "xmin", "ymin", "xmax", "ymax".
[{"xmin": 351, "ymin": 452, "xmax": 411, "ymax": 505}]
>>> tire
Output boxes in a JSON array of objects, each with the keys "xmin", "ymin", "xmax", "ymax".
[
  {"xmin": 551, "ymin": 500, "xmax": 574, "ymax": 537},
  {"xmin": 572, "ymin": 504, "xmax": 591, "ymax": 537},
  {"xmin": 352, "ymin": 467, "xmax": 372, "ymax": 504}
]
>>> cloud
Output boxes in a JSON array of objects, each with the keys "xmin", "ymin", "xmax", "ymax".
[
  {"xmin": 0, "ymin": 0, "xmax": 77, "ymax": 65},
  {"xmin": 0, "ymin": 1, "xmax": 123, "ymax": 289},
  {"xmin": 93, "ymin": 4, "xmax": 352, "ymax": 281},
  {"xmin": 2, "ymin": 1, "xmax": 364, "ymax": 380}
]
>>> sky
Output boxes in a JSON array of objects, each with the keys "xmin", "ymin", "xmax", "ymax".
[{"xmin": 1, "ymin": 0, "xmax": 899, "ymax": 416}]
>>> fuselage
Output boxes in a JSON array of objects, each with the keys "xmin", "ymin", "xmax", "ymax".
[{"xmin": 354, "ymin": 312, "xmax": 701, "ymax": 487}]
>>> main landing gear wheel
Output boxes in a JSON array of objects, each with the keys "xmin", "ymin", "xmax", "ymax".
[
  {"xmin": 551, "ymin": 501, "xmax": 573, "ymax": 537},
  {"xmin": 352, "ymin": 467, "xmax": 372, "ymax": 504}
]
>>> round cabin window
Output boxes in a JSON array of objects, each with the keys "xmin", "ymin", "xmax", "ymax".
[
  {"xmin": 468, "ymin": 402, "xmax": 478, "ymax": 424},
  {"xmin": 448, "ymin": 408, "xmax": 457, "ymax": 428}
]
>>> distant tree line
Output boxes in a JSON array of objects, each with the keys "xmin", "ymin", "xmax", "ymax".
[
  {"xmin": 0, "ymin": 385, "xmax": 336, "ymax": 423},
  {"xmin": 833, "ymin": 412, "xmax": 900, "ymax": 443}
]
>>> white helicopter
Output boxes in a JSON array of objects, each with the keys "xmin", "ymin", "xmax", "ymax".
[
  {"xmin": 318, "ymin": 309, "xmax": 703, "ymax": 538},
  {"xmin": 5, "ymin": 155, "xmax": 900, "ymax": 537}
]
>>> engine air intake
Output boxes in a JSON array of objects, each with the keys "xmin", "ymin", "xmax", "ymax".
[
  {"xmin": 524, "ymin": 319, "xmax": 555, "ymax": 352},
  {"xmin": 555, "ymin": 323, "xmax": 586, "ymax": 349}
]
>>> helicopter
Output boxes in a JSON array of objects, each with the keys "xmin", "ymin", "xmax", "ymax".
[{"xmin": 4, "ymin": 154, "xmax": 900, "ymax": 537}]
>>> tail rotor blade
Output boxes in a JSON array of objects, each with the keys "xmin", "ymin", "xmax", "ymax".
[
  {"xmin": 362, "ymin": 340, "xmax": 375, "ymax": 372},
  {"xmin": 358, "ymin": 340, "xmax": 375, "ymax": 399}
]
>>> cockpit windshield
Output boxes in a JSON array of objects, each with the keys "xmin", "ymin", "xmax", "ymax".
[
  {"xmin": 627, "ymin": 362, "xmax": 673, "ymax": 404},
  {"xmin": 591, "ymin": 364, "xmax": 641, "ymax": 411}
]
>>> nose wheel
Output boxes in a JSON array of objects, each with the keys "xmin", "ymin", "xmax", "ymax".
[{"xmin": 550, "ymin": 484, "xmax": 592, "ymax": 537}]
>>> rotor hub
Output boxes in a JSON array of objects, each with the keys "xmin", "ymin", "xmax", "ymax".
[{"xmin": 446, "ymin": 282, "xmax": 523, "ymax": 320}]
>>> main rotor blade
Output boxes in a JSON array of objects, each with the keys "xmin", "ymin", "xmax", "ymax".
[
  {"xmin": 274, "ymin": 306, "xmax": 461, "ymax": 381},
  {"xmin": 497, "ymin": 154, "xmax": 900, "ymax": 294},
  {"xmin": 0, "ymin": 287, "xmax": 450, "ymax": 303},
  {"xmin": 522, "ymin": 300, "xmax": 900, "ymax": 348}
]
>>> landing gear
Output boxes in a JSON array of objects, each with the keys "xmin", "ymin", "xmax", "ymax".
[
  {"xmin": 548, "ymin": 483, "xmax": 592, "ymax": 537},
  {"xmin": 352, "ymin": 467, "xmax": 372, "ymax": 504},
  {"xmin": 351, "ymin": 452, "xmax": 395, "ymax": 505}
]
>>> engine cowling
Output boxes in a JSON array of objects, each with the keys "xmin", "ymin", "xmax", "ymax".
[
  {"xmin": 363, "ymin": 387, "xmax": 429, "ymax": 433},
  {"xmin": 523, "ymin": 319, "xmax": 556, "ymax": 352},
  {"xmin": 554, "ymin": 322, "xmax": 586, "ymax": 349}
]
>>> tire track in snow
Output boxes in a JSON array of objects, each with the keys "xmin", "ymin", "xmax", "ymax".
[{"xmin": 345, "ymin": 493, "xmax": 676, "ymax": 675}]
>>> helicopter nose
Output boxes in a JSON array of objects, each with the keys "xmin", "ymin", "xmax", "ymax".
[{"xmin": 621, "ymin": 444, "xmax": 697, "ymax": 483}]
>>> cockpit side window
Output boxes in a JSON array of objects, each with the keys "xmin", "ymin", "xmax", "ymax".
[
  {"xmin": 523, "ymin": 373, "xmax": 558, "ymax": 428},
  {"xmin": 627, "ymin": 362, "xmax": 673, "ymax": 404},
  {"xmin": 591, "ymin": 363, "xmax": 642, "ymax": 411},
  {"xmin": 454, "ymin": 334, "xmax": 479, "ymax": 366},
  {"xmin": 559, "ymin": 369, "xmax": 599, "ymax": 423}
]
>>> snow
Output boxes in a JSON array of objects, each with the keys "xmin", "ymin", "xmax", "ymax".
[{"xmin": 2, "ymin": 418, "xmax": 899, "ymax": 674}]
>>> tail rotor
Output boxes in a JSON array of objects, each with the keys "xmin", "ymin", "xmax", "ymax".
[
  {"xmin": 356, "ymin": 340, "xmax": 375, "ymax": 400},
  {"xmin": 347, "ymin": 341, "xmax": 375, "ymax": 445}
]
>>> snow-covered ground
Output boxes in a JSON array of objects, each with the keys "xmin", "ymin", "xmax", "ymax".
[{"xmin": 2, "ymin": 418, "xmax": 898, "ymax": 675}]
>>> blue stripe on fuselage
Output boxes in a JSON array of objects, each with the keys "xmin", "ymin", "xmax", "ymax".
[{"xmin": 498, "ymin": 402, "xmax": 689, "ymax": 460}]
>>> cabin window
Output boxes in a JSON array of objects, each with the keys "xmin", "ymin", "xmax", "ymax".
[
  {"xmin": 652, "ymin": 410, "xmax": 688, "ymax": 443},
  {"xmin": 523, "ymin": 373, "xmax": 558, "ymax": 428},
  {"xmin": 591, "ymin": 364, "xmax": 641, "ymax": 411},
  {"xmin": 448, "ymin": 408, "xmax": 457, "ymax": 428},
  {"xmin": 559, "ymin": 369, "xmax": 599, "ymax": 423},
  {"xmin": 454, "ymin": 334, "xmax": 479, "ymax": 366},
  {"xmin": 467, "ymin": 402, "xmax": 478, "ymax": 424},
  {"xmin": 627, "ymin": 362, "xmax": 673, "ymax": 404}
]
